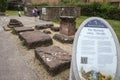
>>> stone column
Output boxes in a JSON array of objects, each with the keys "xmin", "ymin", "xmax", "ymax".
[{"xmin": 60, "ymin": 16, "xmax": 76, "ymax": 36}]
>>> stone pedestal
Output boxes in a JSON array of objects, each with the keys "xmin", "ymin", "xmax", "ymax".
[{"xmin": 60, "ymin": 16, "xmax": 76, "ymax": 36}]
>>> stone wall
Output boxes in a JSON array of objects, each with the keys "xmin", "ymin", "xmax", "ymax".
[
  {"xmin": 24, "ymin": 6, "xmax": 81, "ymax": 21},
  {"xmin": 24, "ymin": 6, "xmax": 33, "ymax": 17},
  {"xmin": 41, "ymin": 7, "xmax": 81, "ymax": 21}
]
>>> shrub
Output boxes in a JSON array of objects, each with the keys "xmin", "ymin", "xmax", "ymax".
[
  {"xmin": 32, "ymin": 2, "xmax": 49, "ymax": 6},
  {"xmin": 0, "ymin": 0, "xmax": 8, "ymax": 12},
  {"xmin": 99, "ymin": 2, "xmax": 117, "ymax": 18},
  {"xmin": 81, "ymin": 2, "xmax": 120, "ymax": 20},
  {"xmin": 108, "ymin": 9, "xmax": 120, "ymax": 20}
]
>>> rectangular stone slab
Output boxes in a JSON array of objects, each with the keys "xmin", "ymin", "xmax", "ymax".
[
  {"xmin": 35, "ymin": 46, "xmax": 71, "ymax": 76},
  {"xmin": 13, "ymin": 27, "xmax": 34, "ymax": 33},
  {"xmin": 19, "ymin": 31, "xmax": 53, "ymax": 49},
  {"xmin": 8, "ymin": 19, "xmax": 23, "ymax": 28}
]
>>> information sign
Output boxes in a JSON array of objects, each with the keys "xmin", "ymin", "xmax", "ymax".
[
  {"xmin": 70, "ymin": 17, "xmax": 120, "ymax": 80},
  {"xmin": 42, "ymin": 7, "xmax": 46, "ymax": 15}
]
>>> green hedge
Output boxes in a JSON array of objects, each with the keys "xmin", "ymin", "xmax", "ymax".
[
  {"xmin": 0, "ymin": 0, "xmax": 8, "ymax": 12},
  {"xmin": 80, "ymin": 2, "xmax": 120, "ymax": 20},
  {"xmin": 32, "ymin": 2, "xmax": 49, "ymax": 6},
  {"xmin": 108, "ymin": 9, "xmax": 120, "ymax": 20}
]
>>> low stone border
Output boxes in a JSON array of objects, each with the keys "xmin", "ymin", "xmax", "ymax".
[
  {"xmin": 35, "ymin": 23, "xmax": 53, "ymax": 30},
  {"xmin": 51, "ymin": 26, "xmax": 60, "ymax": 32},
  {"xmin": 53, "ymin": 34, "xmax": 74, "ymax": 44},
  {"xmin": 8, "ymin": 19, "xmax": 23, "ymax": 28},
  {"xmin": 35, "ymin": 46, "xmax": 71, "ymax": 76},
  {"xmin": 13, "ymin": 27, "xmax": 34, "ymax": 34},
  {"xmin": 19, "ymin": 31, "xmax": 53, "ymax": 49}
]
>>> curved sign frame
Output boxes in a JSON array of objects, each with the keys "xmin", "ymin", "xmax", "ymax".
[{"xmin": 72, "ymin": 17, "xmax": 120, "ymax": 80}]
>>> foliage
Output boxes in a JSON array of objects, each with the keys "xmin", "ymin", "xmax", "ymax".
[
  {"xmin": 108, "ymin": 9, "xmax": 120, "ymax": 20},
  {"xmin": 76, "ymin": 16, "xmax": 88, "ymax": 28},
  {"xmin": 107, "ymin": 19, "xmax": 120, "ymax": 43},
  {"xmin": 0, "ymin": 0, "xmax": 8, "ymax": 12},
  {"xmin": 80, "ymin": 2, "xmax": 119, "ymax": 20},
  {"xmin": 6, "ymin": 10, "xmax": 24, "ymax": 15},
  {"xmin": 32, "ymin": 2, "xmax": 49, "ymax": 6},
  {"xmin": 21, "ymin": 40, "xmax": 26, "ymax": 46}
]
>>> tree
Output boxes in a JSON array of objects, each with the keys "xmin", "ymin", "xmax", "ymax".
[{"xmin": 0, "ymin": 0, "xmax": 8, "ymax": 12}]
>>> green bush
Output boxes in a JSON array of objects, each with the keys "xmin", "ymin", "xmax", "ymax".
[
  {"xmin": 0, "ymin": 0, "xmax": 8, "ymax": 12},
  {"xmin": 99, "ymin": 3, "xmax": 117, "ymax": 18},
  {"xmin": 108, "ymin": 9, "xmax": 120, "ymax": 20},
  {"xmin": 81, "ymin": 2, "xmax": 120, "ymax": 20},
  {"xmin": 32, "ymin": 2, "xmax": 49, "ymax": 6}
]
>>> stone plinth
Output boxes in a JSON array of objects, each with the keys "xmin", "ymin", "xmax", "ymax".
[
  {"xmin": 60, "ymin": 16, "xmax": 76, "ymax": 36},
  {"xmin": 53, "ymin": 34, "xmax": 74, "ymax": 44},
  {"xmin": 35, "ymin": 46, "xmax": 71, "ymax": 76},
  {"xmin": 19, "ymin": 31, "xmax": 53, "ymax": 49},
  {"xmin": 8, "ymin": 19, "xmax": 23, "ymax": 28},
  {"xmin": 13, "ymin": 27, "xmax": 34, "ymax": 34}
]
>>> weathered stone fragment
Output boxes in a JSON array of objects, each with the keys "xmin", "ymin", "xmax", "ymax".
[
  {"xmin": 19, "ymin": 31, "xmax": 53, "ymax": 49},
  {"xmin": 8, "ymin": 19, "xmax": 23, "ymax": 28},
  {"xmin": 35, "ymin": 46, "xmax": 71, "ymax": 76},
  {"xmin": 35, "ymin": 24, "xmax": 49, "ymax": 30},
  {"xmin": 35, "ymin": 23, "xmax": 53, "ymax": 30},
  {"xmin": 46, "ymin": 23, "xmax": 54, "ymax": 27},
  {"xmin": 42, "ymin": 30, "xmax": 51, "ymax": 34},
  {"xmin": 13, "ymin": 27, "xmax": 34, "ymax": 34},
  {"xmin": 51, "ymin": 26, "xmax": 60, "ymax": 32},
  {"xmin": 53, "ymin": 34, "xmax": 74, "ymax": 44}
]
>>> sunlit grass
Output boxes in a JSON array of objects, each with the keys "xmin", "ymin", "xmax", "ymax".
[{"xmin": 5, "ymin": 10, "xmax": 24, "ymax": 16}]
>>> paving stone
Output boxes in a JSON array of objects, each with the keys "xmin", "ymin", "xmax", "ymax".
[
  {"xmin": 3, "ymin": 26, "xmax": 11, "ymax": 31},
  {"xmin": 19, "ymin": 31, "xmax": 53, "ymax": 49},
  {"xmin": 8, "ymin": 19, "xmax": 23, "ymax": 28},
  {"xmin": 35, "ymin": 46, "xmax": 71, "ymax": 76},
  {"xmin": 13, "ymin": 27, "xmax": 34, "ymax": 34},
  {"xmin": 46, "ymin": 23, "xmax": 54, "ymax": 27},
  {"xmin": 53, "ymin": 34, "xmax": 74, "ymax": 44},
  {"xmin": 42, "ymin": 30, "xmax": 51, "ymax": 34},
  {"xmin": 51, "ymin": 26, "xmax": 60, "ymax": 32},
  {"xmin": 35, "ymin": 23, "xmax": 54, "ymax": 30},
  {"xmin": 35, "ymin": 24, "xmax": 48, "ymax": 30}
]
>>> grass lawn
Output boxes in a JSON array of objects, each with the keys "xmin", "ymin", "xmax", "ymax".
[
  {"xmin": 53, "ymin": 16, "xmax": 120, "ymax": 43},
  {"xmin": 107, "ymin": 19, "xmax": 120, "ymax": 43},
  {"xmin": 5, "ymin": 10, "xmax": 24, "ymax": 16}
]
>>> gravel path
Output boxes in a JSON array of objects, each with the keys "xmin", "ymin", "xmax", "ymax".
[
  {"xmin": 0, "ymin": 16, "xmax": 72, "ymax": 80},
  {"xmin": 0, "ymin": 30, "xmax": 40, "ymax": 80}
]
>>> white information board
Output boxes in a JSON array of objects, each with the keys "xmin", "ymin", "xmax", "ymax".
[
  {"xmin": 71, "ymin": 17, "xmax": 120, "ymax": 80},
  {"xmin": 42, "ymin": 7, "xmax": 46, "ymax": 15}
]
